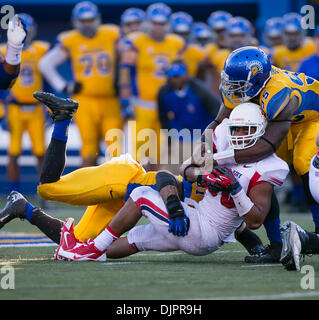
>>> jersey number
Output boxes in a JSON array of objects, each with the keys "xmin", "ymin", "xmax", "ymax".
[
  {"xmin": 79, "ymin": 53, "xmax": 110, "ymax": 76},
  {"xmin": 210, "ymin": 190, "xmax": 235, "ymax": 208},
  {"xmin": 283, "ymin": 70, "xmax": 314, "ymax": 87},
  {"xmin": 20, "ymin": 66, "xmax": 34, "ymax": 86}
]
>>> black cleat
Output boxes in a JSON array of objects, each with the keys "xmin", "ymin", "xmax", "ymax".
[
  {"xmin": 0, "ymin": 191, "xmax": 28, "ymax": 228},
  {"xmin": 33, "ymin": 91, "xmax": 78, "ymax": 123},
  {"xmin": 244, "ymin": 242, "xmax": 282, "ymax": 263},
  {"xmin": 280, "ymin": 221, "xmax": 309, "ymax": 271}
]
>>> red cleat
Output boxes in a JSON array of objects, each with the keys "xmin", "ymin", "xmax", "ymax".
[
  {"xmin": 57, "ymin": 238, "xmax": 107, "ymax": 262},
  {"xmin": 54, "ymin": 217, "xmax": 78, "ymax": 261}
]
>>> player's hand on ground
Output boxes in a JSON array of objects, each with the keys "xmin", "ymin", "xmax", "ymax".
[{"xmin": 7, "ymin": 14, "xmax": 27, "ymax": 47}]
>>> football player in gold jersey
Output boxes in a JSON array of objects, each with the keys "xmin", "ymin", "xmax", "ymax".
[
  {"xmin": 1, "ymin": 13, "xmax": 48, "ymax": 192},
  {"xmin": 272, "ymin": 13, "xmax": 316, "ymax": 72},
  {"xmin": 39, "ymin": 1, "xmax": 123, "ymax": 167},
  {"xmin": 119, "ymin": 3, "xmax": 185, "ymax": 167},
  {"xmin": 202, "ymin": 46, "xmax": 319, "ymax": 262}
]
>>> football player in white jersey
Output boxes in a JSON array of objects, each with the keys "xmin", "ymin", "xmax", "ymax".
[{"xmin": 54, "ymin": 102, "xmax": 289, "ymax": 262}]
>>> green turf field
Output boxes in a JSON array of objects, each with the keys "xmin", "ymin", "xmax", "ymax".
[{"xmin": 0, "ymin": 202, "xmax": 318, "ymax": 300}]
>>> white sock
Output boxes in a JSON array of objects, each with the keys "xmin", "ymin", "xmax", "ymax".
[{"xmin": 94, "ymin": 226, "xmax": 119, "ymax": 251}]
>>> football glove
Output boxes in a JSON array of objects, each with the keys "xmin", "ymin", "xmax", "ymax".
[
  {"xmin": 62, "ymin": 81, "xmax": 83, "ymax": 96},
  {"xmin": 120, "ymin": 98, "xmax": 135, "ymax": 120},
  {"xmin": 211, "ymin": 166, "xmax": 241, "ymax": 194},
  {"xmin": 7, "ymin": 15, "xmax": 27, "ymax": 47},
  {"xmin": 196, "ymin": 171, "xmax": 227, "ymax": 196},
  {"xmin": 166, "ymin": 195, "xmax": 190, "ymax": 237}
]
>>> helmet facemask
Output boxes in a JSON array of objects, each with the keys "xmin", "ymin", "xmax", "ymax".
[
  {"xmin": 227, "ymin": 123, "xmax": 265, "ymax": 150},
  {"xmin": 221, "ymin": 68, "xmax": 271, "ymax": 105},
  {"xmin": 226, "ymin": 102, "xmax": 267, "ymax": 150},
  {"xmin": 221, "ymin": 70, "xmax": 253, "ymax": 104}
]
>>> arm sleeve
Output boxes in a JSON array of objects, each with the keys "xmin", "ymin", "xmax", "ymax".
[{"xmin": 38, "ymin": 45, "xmax": 69, "ymax": 92}]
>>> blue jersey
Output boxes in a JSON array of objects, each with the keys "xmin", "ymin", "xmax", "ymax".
[
  {"xmin": 158, "ymin": 78, "xmax": 219, "ymax": 139},
  {"xmin": 298, "ymin": 54, "xmax": 319, "ymax": 81}
]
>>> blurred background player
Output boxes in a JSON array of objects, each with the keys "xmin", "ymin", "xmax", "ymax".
[
  {"xmin": 119, "ymin": 2, "xmax": 185, "ymax": 168},
  {"xmin": 191, "ymin": 22, "xmax": 213, "ymax": 48},
  {"xmin": 298, "ymin": 26, "xmax": 319, "ymax": 81},
  {"xmin": 262, "ymin": 17, "xmax": 284, "ymax": 49},
  {"xmin": 207, "ymin": 10, "xmax": 232, "ymax": 50},
  {"xmin": 120, "ymin": 8, "xmax": 145, "ymax": 37},
  {"xmin": 208, "ymin": 16, "xmax": 254, "ymax": 96},
  {"xmin": 170, "ymin": 12, "xmax": 208, "ymax": 79},
  {"xmin": 272, "ymin": 13, "xmax": 316, "ymax": 72},
  {"xmin": 39, "ymin": 1, "xmax": 123, "ymax": 167},
  {"xmin": 0, "ymin": 15, "xmax": 27, "ymax": 90},
  {"xmin": 157, "ymin": 60, "xmax": 219, "ymax": 173},
  {"xmin": 0, "ymin": 13, "xmax": 49, "ymax": 193}
]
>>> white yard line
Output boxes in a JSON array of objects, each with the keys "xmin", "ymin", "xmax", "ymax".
[{"xmin": 195, "ymin": 291, "xmax": 319, "ymax": 300}]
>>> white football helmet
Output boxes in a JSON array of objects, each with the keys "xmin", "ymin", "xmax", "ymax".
[{"xmin": 227, "ymin": 102, "xmax": 267, "ymax": 150}]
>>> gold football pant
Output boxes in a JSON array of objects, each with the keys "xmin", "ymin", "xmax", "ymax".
[
  {"xmin": 72, "ymin": 95, "xmax": 123, "ymax": 159},
  {"xmin": 8, "ymin": 103, "xmax": 45, "ymax": 156},
  {"xmin": 276, "ymin": 120, "xmax": 319, "ymax": 176},
  {"xmin": 37, "ymin": 157, "xmax": 156, "ymax": 241}
]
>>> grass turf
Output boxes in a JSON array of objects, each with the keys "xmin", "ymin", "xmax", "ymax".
[{"xmin": 0, "ymin": 205, "xmax": 318, "ymax": 300}]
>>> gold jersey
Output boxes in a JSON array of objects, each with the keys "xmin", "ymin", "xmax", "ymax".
[{"xmin": 57, "ymin": 24, "xmax": 120, "ymax": 97}]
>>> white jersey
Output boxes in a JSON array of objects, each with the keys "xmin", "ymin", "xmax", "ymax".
[
  {"xmin": 197, "ymin": 119, "xmax": 289, "ymax": 242},
  {"xmin": 128, "ymin": 119, "xmax": 289, "ymax": 257}
]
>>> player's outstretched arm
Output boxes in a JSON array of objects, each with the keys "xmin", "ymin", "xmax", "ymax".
[
  {"xmin": 233, "ymin": 97, "xmax": 298, "ymax": 164},
  {"xmin": 0, "ymin": 15, "xmax": 27, "ymax": 89},
  {"xmin": 38, "ymin": 46, "xmax": 82, "ymax": 96}
]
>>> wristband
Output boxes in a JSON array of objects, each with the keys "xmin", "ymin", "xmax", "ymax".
[
  {"xmin": 5, "ymin": 43, "xmax": 23, "ymax": 65},
  {"xmin": 231, "ymin": 188, "xmax": 254, "ymax": 217},
  {"xmin": 231, "ymin": 184, "xmax": 242, "ymax": 195}
]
